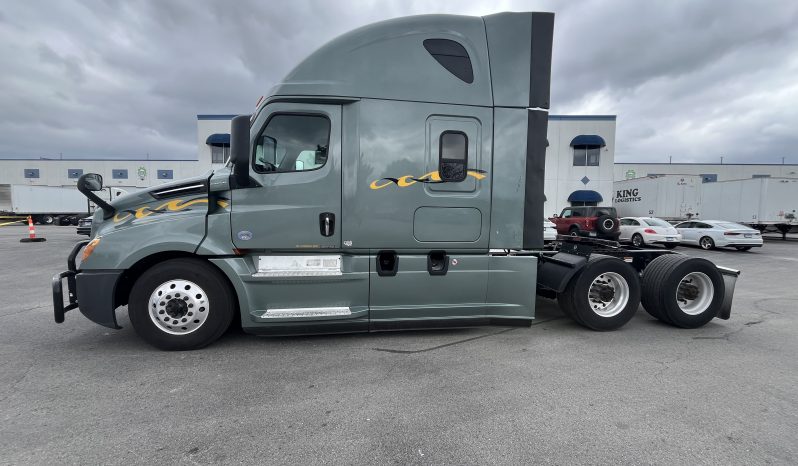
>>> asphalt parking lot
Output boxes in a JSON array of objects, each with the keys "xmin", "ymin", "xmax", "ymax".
[{"xmin": 1, "ymin": 225, "xmax": 796, "ymax": 465}]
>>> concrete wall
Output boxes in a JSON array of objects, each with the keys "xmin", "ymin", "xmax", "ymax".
[{"xmin": 615, "ymin": 163, "xmax": 798, "ymax": 182}]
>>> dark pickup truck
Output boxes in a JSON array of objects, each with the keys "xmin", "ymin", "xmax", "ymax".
[{"xmin": 550, "ymin": 206, "xmax": 620, "ymax": 240}]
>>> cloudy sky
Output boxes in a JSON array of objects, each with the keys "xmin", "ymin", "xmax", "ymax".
[{"xmin": 1, "ymin": 0, "xmax": 797, "ymax": 163}]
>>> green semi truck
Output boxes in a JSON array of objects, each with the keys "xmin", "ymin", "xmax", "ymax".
[{"xmin": 52, "ymin": 12, "xmax": 740, "ymax": 350}]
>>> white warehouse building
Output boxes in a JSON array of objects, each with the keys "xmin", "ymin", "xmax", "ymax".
[{"xmin": 0, "ymin": 114, "xmax": 618, "ymax": 217}]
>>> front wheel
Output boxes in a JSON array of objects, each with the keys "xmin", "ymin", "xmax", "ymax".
[
  {"xmin": 129, "ymin": 258, "xmax": 235, "ymax": 350},
  {"xmin": 699, "ymin": 236, "xmax": 715, "ymax": 250},
  {"xmin": 558, "ymin": 255, "xmax": 641, "ymax": 331}
]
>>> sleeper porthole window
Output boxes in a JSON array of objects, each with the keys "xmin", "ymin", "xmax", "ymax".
[{"xmin": 438, "ymin": 131, "xmax": 468, "ymax": 182}]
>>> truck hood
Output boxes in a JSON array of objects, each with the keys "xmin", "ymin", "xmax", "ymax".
[{"xmin": 93, "ymin": 172, "xmax": 219, "ymax": 236}]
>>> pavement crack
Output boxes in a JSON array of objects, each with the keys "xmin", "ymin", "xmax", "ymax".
[
  {"xmin": 371, "ymin": 317, "xmax": 562, "ymax": 354},
  {"xmin": 0, "ymin": 304, "xmax": 49, "ymax": 319}
]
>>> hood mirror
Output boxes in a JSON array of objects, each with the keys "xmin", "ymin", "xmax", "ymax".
[
  {"xmin": 78, "ymin": 173, "xmax": 103, "ymax": 192},
  {"xmin": 77, "ymin": 173, "xmax": 115, "ymax": 219}
]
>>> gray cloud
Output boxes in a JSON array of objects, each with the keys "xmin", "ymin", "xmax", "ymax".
[{"xmin": 0, "ymin": 0, "xmax": 796, "ymax": 163}]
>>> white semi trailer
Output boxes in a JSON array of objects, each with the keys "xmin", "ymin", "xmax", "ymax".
[
  {"xmin": 612, "ymin": 175, "xmax": 702, "ymax": 220},
  {"xmin": 700, "ymin": 177, "xmax": 798, "ymax": 238},
  {"xmin": 0, "ymin": 184, "xmax": 128, "ymax": 225}
]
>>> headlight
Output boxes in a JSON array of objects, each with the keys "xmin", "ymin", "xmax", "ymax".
[{"xmin": 82, "ymin": 237, "xmax": 101, "ymax": 261}]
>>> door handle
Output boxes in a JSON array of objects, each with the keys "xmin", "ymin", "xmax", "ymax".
[{"xmin": 319, "ymin": 212, "xmax": 335, "ymax": 237}]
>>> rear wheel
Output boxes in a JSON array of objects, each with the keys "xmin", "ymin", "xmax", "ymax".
[
  {"xmin": 559, "ymin": 255, "xmax": 641, "ymax": 331},
  {"xmin": 39, "ymin": 214, "xmax": 54, "ymax": 225},
  {"xmin": 129, "ymin": 258, "xmax": 235, "ymax": 350},
  {"xmin": 699, "ymin": 236, "xmax": 715, "ymax": 250},
  {"xmin": 631, "ymin": 233, "xmax": 644, "ymax": 247},
  {"xmin": 734, "ymin": 246, "xmax": 752, "ymax": 251},
  {"xmin": 641, "ymin": 255, "xmax": 724, "ymax": 328}
]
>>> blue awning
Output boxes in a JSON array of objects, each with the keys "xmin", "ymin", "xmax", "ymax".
[
  {"xmin": 570, "ymin": 135, "xmax": 606, "ymax": 147},
  {"xmin": 568, "ymin": 190, "xmax": 603, "ymax": 203},
  {"xmin": 205, "ymin": 133, "xmax": 230, "ymax": 146}
]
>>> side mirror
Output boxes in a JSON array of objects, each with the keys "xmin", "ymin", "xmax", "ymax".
[
  {"xmin": 230, "ymin": 114, "xmax": 252, "ymax": 187},
  {"xmin": 76, "ymin": 173, "xmax": 115, "ymax": 219},
  {"xmin": 551, "ymin": 214, "xmax": 559, "ymax": 218},
  {"xmin": 78, "ymin": 173, "xmax": 103, "ymax": 191}
]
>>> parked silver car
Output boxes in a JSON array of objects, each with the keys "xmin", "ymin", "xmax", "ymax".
[{"xmin": 674, "ymin": 220, "xmax": 763, "ymax": 251}]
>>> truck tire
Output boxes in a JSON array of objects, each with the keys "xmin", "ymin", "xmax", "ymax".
[
  {"xmin": 631, "ymin": 233, "xmax": 644, "ymax": 247},
  {"xmin": 558, "ymin": 254, "xmax": 641, "ymax": 331},
  {"xmin": 39, "ymin": 214, "xmax": 54, "ymax": 225},
  {"xmin": 129, "ymin": 258, "xmax": 235, "ymax": 350},
  {"xmin": 69, "ymin": 216, "xmax": 80, "ymax": 226},
  {"xmin": 596, "ymin": 215, "xmax": 617, "ymax": 235},
  {"xmin": 641, "ymin": 255, "xmax": 725, "ymax": 328},
  {"xmin": 699, "ymin": 236, "xmax": 715, "ymax": 250}
]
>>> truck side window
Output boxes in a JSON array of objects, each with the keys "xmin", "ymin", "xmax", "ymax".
[
  {"xmin": 438, "ymin": 131, "xmax": 468, "ymax": 182},
  {"xmin": 561, "ymin": 209, "xmax": 572, "ymax": 218},
  {"xmin": 253, "ymin": 114, "xmax": 330, "ymax": 174}
]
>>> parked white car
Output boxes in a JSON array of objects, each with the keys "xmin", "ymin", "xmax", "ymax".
[
  {"xmin": 619, "ymin": 217, "xmax": 682, "ymax": 248},
  {"xmin": 543, "ymin": 219, "xmax": 557, "ymax": 242},
  {"xmin": 674, "ymin": 220, "xmax": 763, "ymax": 251}
]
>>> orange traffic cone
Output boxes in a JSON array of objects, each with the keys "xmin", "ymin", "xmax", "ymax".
[{"xmin": 20, "ymin": 215, "xmax": 46, "ymax": 243}]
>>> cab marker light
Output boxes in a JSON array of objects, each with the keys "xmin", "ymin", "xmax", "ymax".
[{"xmin": 82, "ymin": 237, "xmax": 101, "ymax": 261}]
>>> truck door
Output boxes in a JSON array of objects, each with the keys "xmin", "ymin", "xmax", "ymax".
[
  {"xmin": 232, "ymin": 103, "xmax": 342, "ymax": 250},
  {"xmin": 230, "ymin": 103, "xmax": 368, "ymax": 327}
]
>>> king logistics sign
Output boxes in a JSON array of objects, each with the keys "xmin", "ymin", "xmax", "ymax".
[{"xmin": 614, "ymin": 187, "xmax": 641, "ymax": 203}]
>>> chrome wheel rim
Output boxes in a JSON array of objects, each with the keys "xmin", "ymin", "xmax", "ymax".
[
  {"xmin": 632, "ymin": 235, "xmax": 642, "ymax": 247},
  {"xmin": 148, "ymin": 279, "xmax": 209, "ymax": 335},
  {"xmin": 587, "ymin": 272, "xmax": 630, "ymax": 317},
  {"xmin": 676, "ymin": 272, "xmax": 714, "ymax": 315},
  {"xmin": 700, "ymin": 237, "xmax": 713, "ymax": 249}
]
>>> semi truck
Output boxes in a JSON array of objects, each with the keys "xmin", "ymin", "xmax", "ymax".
[
  {"xmin": 52, "ymin": 12, "xmax": 740, "ymax": 350},
  {"xmin": 0, "ymin": 184, "xmax": 89, "ymax": 225}
]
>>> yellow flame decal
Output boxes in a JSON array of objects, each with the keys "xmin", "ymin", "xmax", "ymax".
[
  {"xmin": 113, "ymin": 212, "xmax": 132, "ymax": 222},
  {"xmin": 114, "ymin": 197, "xmax": 231, "ymax": 223},
  {"xmin": 369, "ymin": 170, "xmax": 486, "ymax": 190}
]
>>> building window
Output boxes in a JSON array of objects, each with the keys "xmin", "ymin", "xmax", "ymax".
[
  {"xmin": 24, "ymin": 169, "xmax": 40, "ymax": 178},
  {"xmin": 157, "ymin": 170, "xmax": 174, "ymax": 180},
  {"xmin": 253, "ymin": 114, "xmax": 330, "ymax": 173},
  {"xmin": 211, "ymin": 145, "xmax": 230, "ymax": 164},
  {"xmin": 700, "ymin": 174, "xmax": 717, "ymax": 183},
  {"xmin": 439, "ymin": 131, "xmax": 468, "ymax": 182},
  {"xmin": 752, "ymin": 174, "xmax": 771, "ymax": 178},
  {"xmin": 573, "ymin": 145, "xmax": 600, "ymax": 166},
  {"xmin": 112, "ymin": 169, "xmax": 128, "ymax": 179},
  {"xmin": 67, "ymin": 169, "xmax": 83, "ymax": 179}
]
